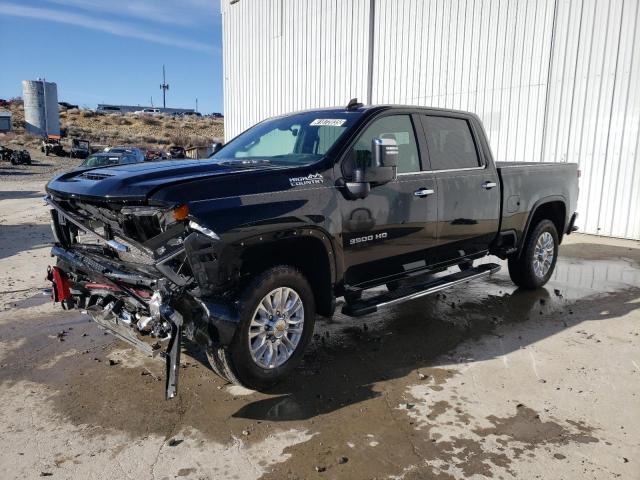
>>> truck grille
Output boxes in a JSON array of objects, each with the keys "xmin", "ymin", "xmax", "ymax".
[{"xmin": 48, "ymin": 194, "xmax": 193, "ymax": 287}]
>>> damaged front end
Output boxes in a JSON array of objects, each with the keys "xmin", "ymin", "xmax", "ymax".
[{"xmin": 44, "ymin": 193, "xmax": 239, "ymax": 399}]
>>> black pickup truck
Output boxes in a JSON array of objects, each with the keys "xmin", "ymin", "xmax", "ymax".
[{"xmin": 45, "ymin": 102, "xmax": 579, "ymax": 398}]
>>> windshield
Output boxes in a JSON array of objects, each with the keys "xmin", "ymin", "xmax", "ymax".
[
  {"xmin": 212, "ymin": 111, "xmax": 361, "ymax": 166},
  {"xmin": 80, "ymin": 155, "xmax": 121, "ymax": 167}
]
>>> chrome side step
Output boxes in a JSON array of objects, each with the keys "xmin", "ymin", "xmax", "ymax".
[{"xmin": 341, "ymin": 263, "xmax": 501, "ymax": 317}]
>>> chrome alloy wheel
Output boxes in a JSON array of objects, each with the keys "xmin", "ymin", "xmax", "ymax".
[
  {"xmin": 533, "ymin": 231, "xmax": 555, "ymax": 278},
  {"xmin": 248, "ymin": 287, "xmax": 305, "ymax": 369}
]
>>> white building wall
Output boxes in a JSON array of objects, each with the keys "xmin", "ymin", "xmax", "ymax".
[
  {"xmin": 221, "ymin": 0, "xmax": 640, "ymax": 239},
  {"xmin": 222, "ymin": 0, "xmax": 371, "ymax": 138}
]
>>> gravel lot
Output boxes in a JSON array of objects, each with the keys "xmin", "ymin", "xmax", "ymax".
[
  {"xmin": 0, "ymin": 148, "xmax": 78, "ymax": 182},
  {"xmin": 1, "ymin": 165, "xmax": 639, "ymax": 480}
]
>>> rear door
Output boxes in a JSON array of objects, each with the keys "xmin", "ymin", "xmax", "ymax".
[
  {"xmin": 418, "ymin": 113, "xmax": 500, "ymax": 265},
  {"xmin": 339, "ymin": 113, "xmax": 438, "ymax": 286}
]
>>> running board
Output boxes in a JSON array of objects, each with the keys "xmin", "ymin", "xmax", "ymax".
[{"xmin": 341, "ymin": 263, "xmax": 501, "ymax": 317}]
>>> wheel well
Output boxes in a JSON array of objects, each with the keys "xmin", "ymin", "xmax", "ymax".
[
  {"xmin": 526, "ymin": 201, "xmax": 566, "ymax": 245},
  {"xmin": 240, "ymin": 236, "xmax": 335, "ymax": 317}
]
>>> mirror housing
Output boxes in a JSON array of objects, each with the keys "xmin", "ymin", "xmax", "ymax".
[
  {"xmin": 373, "ymin": 137, "xmax": 399, "ymax": 167},
  {"xmin": 342, "ymin": 137, "xmax": 398, "ymax": 199},
  {"xmin": 364, "ymin": 137, "xmax": 398, "ymax": 185},
  {"xmin": 344, "ymin": 168, "xmax": 371, "ymax": 199}
]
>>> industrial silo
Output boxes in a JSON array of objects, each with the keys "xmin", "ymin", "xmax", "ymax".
[{"xmin": 22, "ymin": 79, "xmax": 60, "ymax": 137}]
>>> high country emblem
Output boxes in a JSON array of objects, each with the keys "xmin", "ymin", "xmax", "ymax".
[{"xmin": 289, "ymin": 173, "xmax": 324, "ymax": 187}]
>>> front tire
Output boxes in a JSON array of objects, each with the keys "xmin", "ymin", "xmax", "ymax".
[
  {"xmin": 508, "ymin": 219, "xmax": 559, "ymax": 289},
  {"xmin": 206, "ymin": 266, "xmax": 316, "ymax": 390}
]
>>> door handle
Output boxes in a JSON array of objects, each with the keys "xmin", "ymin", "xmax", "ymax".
[
  {"xmin": 482, "ymin": 181, "xmax": 497, "ymax": 190},
  {"xmin": 414, "ymin": 188, "xmax": 435, "ymax": 197}
]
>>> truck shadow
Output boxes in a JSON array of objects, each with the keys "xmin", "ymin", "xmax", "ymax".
[
  {"xmin": 0, "ymin": 169, "xmax": 33, "ymax": 176},
  {"xmin": 231, "ymin": 270, "xmax": 640, "ymax": 422},
  {"xmin": 0, "ymin": 224, "xmax": 53, "ymax": 260},
  {"xmin": 0, "ymin": 190, "xmax": 43, "ymax": 201}
]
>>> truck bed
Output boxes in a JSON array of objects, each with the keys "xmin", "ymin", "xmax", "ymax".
[{"xmin": 496, "ymin": 161, "xmax": 579, "ymax": 243}]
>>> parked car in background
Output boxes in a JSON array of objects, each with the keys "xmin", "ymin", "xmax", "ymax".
[
  {"xmin": 145, "ymin": 149, "xmax": 168, "ymax": 161},
  {"xmin": 0, "ymin": 145, "xmax": 11, "ymax": 161},
  {"xmin": 104, "ymin": 146, "xmax": 145, "ymax": 163},
  {"xmin": 96, "ymin": 105, "xmax": 123, "ymax": 114},
  {"xmin": 9, "ymin": 149, "xmax": 31, "ymax": 165},
  {"xmin": 41, "ymin": 136, "xmax": 65, "ymax": 156},
  {"xmin": 59, "ymin": 101, "xmax": 79, "ymax": 110},
  {"xmin": 134, "ymin": 108, "xmax": 161, "ymax": 115},
  {"xmin": 1, "ymin": 146, "xmax": 31, "ymax": 165},
  {"xmin": 168, "ymin": 146, "xmax": 186, "ymax": 159},
  {"xmin": 70, "ymin": 139, "xmax": 91, "ymax": 159},
  {"xmin": 74, "ymin": 152, "xmax": 142, "ymax": 171}
]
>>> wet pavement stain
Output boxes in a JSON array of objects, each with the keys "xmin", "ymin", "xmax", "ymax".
[
  {"xmin": 0, "ymin": 248, "xmax": 639, "ymax": 478},
  {"xmin": 475, "ymin": 404, "xmax": 599, "ymax": 446}
]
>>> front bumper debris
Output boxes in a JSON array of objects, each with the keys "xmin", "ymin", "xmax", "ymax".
[
  {"xmin": 48, "ymin": 244, "xmax": 183, "ymax": 399},
  {"xmin": 45, "ymin": 193, "xmax": 241, "ymax": 399},
  {"xmin": 89, "ymin": 297, "xmax": 183, "ymax": 399}
]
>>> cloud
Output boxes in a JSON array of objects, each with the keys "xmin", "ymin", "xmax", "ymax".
[
  {"xmin": 0, "ymin": 2, "xmax": 217, "ymax": 53},
  {"xmin": 44, "ymin": 0, "xmax": 220, "ymax": 27}
]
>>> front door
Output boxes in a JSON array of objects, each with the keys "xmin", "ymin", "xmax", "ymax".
[
  {"xmin": 339, "ymin": 114, "xmax": 438, "ymax": 287},
  {"xmin": 418, "ymin": 113, "xmax": 500, "ymax": 265}
]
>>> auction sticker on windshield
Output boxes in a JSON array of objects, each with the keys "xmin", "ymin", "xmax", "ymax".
[{"xmin": 310, "ymin": 119, "xmax": 346, "ymax": 127}]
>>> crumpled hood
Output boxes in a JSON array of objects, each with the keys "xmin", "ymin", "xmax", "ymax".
[{"xmin": 45, "ymin": 159, "xmax": 277, "ymax": 202}]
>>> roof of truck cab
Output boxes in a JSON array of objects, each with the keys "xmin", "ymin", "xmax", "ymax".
[{"xmin": 268, "ymin": 104, "xmax": 479, "ymax": 118}]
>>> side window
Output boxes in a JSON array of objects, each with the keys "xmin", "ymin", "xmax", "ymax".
[
  {"xmin": 351, "ymin": 115, "xmax": 420, "ymax": 175},
  {"xmin": 235, "ymin": 124, "xmax": 301, "ymax": 158},
  {"xmin": 422, "ymin": 116, "xmax": 480, "ymax": 170},
  {"xmin": 315, "ymin": 125, "xmax": 347, "ymax": 155}
]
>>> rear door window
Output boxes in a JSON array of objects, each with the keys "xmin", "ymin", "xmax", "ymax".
[{"xmin": 422, "ymin": 116, "xmax": 480, "ymax": 170}]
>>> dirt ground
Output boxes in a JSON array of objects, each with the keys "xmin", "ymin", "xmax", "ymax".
[{"xmin": 1, "ymin": 165, "xmax": 639, "ymax": 480}]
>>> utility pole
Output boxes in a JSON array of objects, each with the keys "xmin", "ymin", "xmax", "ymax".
[
  {"xmin": 41, "ymin": 78, "xmax": 49, "ymax": 137},
  {"xmin": 195, "ymin": 97, "xmax": 198, "ymax": 113},
  {"xmin": 160, "ymin": 65, "xmax": 169, "ymax": 109}
]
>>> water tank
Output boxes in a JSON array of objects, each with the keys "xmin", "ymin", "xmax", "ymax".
[{"xmin": 22, "ymin": 80, "xmax": 60, "ymax": 137}]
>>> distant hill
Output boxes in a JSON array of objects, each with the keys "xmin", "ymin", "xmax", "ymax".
[{"xmin": 2, "ymin": 99, "xmax": 224, "ymax": 151}]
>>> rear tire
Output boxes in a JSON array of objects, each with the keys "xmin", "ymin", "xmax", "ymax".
[
  {"xmin": 206, "ymin": 266, "xmax": 316, "ymax": 390},
  {"xmin": 508, "ymin": 219, "xmax": 558, "ymax": 289}
]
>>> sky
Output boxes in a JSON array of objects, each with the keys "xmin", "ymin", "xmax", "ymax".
[{"xmin": 0, "ymin": 0, "xmax": 224, "ymax": 113}]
